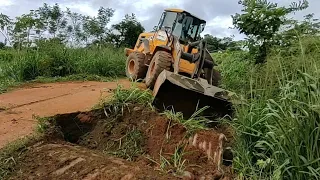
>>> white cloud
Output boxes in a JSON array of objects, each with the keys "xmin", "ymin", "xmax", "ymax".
[
  {"xmin": 0, "ymin": 0, "xmax": 319, "ymax": 41},
  {"xmin": 202, "ymin": 16, "xmax": 239, "ymax": 39},
  {"xmin": 0, "ymin": 0, "xmax": 14, "ymax": 7},
  {"xmin": 133, "ymin": 0, "xmax": 183, "ymax": 8},
  {"xmin": 206, "ymin": 16, "xmax": 233, "ymax": 29},
  {"xmin": 60, "ymin": 2, "xmax": 97, "ymax": 17}
]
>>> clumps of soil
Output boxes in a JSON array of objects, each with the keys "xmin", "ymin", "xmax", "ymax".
[
  {"xmin": 0, "ymin": 107, "xmax": 6, "ymax": 112},
  {"xmin": 10, "ymin": 143, "xmax": 175, "ymax": 180},
  {"xmin": 8, "ymin": 105, "xmax": 234, "ymax": 180}
]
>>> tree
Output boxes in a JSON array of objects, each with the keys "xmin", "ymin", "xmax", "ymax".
[
  {"xmin": 0, "ymin": 3, "xmax": 147, "ymax": 48},
  {"xmin": 35, "ymin": 3, "xmax": 67, "ymax": 40},
  {"xmin": 109, "ymin": 14, "xmax": 145, "ymax": 47},
  {"xmin": 0, "ymin": 13, "xmax": 13, "ymax": 45},
  {"xmin": 232, "ymin": 0, "xmax": 309, "ymax": 63},
  {"xmin": 204, "ymin": 34, "xmax": 241, "ymax": 52},
  {"xmin": 13, "ymin": 11, "xmax": 41, "ymax": 48},
  {"xmin": 285, "ymin": 13, "xmax": 319, "ymax": 36},
  {"xmin": 204, "ymin": 34, "xmax": 223, "ymax": 52},
  {"xmin": 65, "ymin": 8, "xmax": 84, "ymax": 46},
  {"xmin": 82, "ymin": 7, "xmax": 114, "ymax": 44},
  {"xmin": 0, "ymin": 42, "xmax": 5, "ymax": 49}
]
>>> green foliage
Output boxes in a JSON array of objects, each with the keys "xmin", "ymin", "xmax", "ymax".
[
  {"xmin": 171, "ymin": 146, "xmax": 187, "ymax": 175},
  {"xmin": 100, "ymin": 84, "xmax": 154, "ymax": 115},
  {"xmin": 82, "ymin": 7, "xmax": 114, "ymax": 43},
  {"xmin": 204, "ymin": 34, "xmax": 241, "ymax": 52},
  {"xmin": 234, "ymin": 72, "xmax": 320, "ymax": 179},
  {"xmin": 0, "ymin": 42, "xmax": 5, "ymax": 49},
  {"xmin": 106, "ymin": 128, "xmax": 144, "ymax": 161},
  {"xmin": 0, "ymin": 43, "xmax": 126, "ymax": 91},
  {"xmin": 214, "ymin": 50, "xmax": 254, "ymax": 94},
  {"xmin": 35, "ymin": 116, "xmax": 53, "ymax": 133},
  {"xmin": 0, "ymin": 3, "xmax": 144, "ymax": 48},
  {"xmin": 221, "ymin": 36, "xmax": 320, "ymax": 179},
  {"xmin": 232, "ymin": 0, "xmax": 309, "ymax": 63},
  {"xmin": 109, "ymin": 14, "xmax": 145, "ymax": 48},
  {"xmin": 281, "ymin": 13, "xmax": 320, "ymax": 45},
  {"xmin": 162, "ymin": 106, "xmax": 208, "ymax": 135},
  {"xmin": 147, "ymin": 145, "xmax": 187, "ymax": 176},
  {"xmin": 0, "ymin": 13, "xmax": 12, "ymax": 45}
]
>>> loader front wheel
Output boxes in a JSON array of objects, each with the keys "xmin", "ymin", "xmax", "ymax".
[
  {"xmin": 145, "ymin": 51, "xmax": 172, "ymax": 89},
  {"xmin": 126, "ymin": 52, "xmax": 147, "ymax": 80}
]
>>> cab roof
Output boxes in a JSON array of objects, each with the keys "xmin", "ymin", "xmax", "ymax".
[{"xmin": 165, "ymin": 8, "xmax": 206, "ymax": 24}]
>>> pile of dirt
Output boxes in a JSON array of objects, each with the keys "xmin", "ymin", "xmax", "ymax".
[
  {"xmin": 8, "ymin": 105, "xmax": 234, "ymax": 180},
  {"xmin": 11, "ymin": 143, "xmax": 175, "ymax": 180}
]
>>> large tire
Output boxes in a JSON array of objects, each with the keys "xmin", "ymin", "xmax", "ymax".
[
  {"xmin": 125, "ymin": 52, "xmax": 147, "ymax": 80},
  {"xmin": 205, "ymin": 68, "xmax": 221, "ymax": 86},
  {"xmin": 145, "ymin": 51, "xmax": 172, "ymax": 89}
]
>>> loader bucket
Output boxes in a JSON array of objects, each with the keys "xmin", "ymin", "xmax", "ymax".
[{"xmin": 153, "ymin": 70, "xmax": 233, "ymax": 119}]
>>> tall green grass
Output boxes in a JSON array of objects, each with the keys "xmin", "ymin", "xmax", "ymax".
[
  {"xmin": 99, "ymin": 84, "xmax": 154, "ymax": 115},
  {"xmin": 217, "ymin": 36, "xmax": 320, "ymax": 179},
  {"xmin": 0, "ymin": 42, "xmax": 126, "ymax": 92}
]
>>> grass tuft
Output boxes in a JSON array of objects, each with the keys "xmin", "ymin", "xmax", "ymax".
[
  {"xmin": 162, "ymin": 106, "xmax": 208, "ymax": 135},
  {"xmin": 0, "ymin": 135, "xmax": 42, "ymax": 179},
  {"xmin": 146, "ymin": 145, "xmax": 188, "ymax": 176},
  {"xmin": 99, "ymin": 84, "xmax": 154, "ymax": 115},
  {"xmin": 104, "ymin": 128, "xmax": 144, "ymax": 161}
]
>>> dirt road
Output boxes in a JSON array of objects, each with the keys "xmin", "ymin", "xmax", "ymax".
[{"xmin": 0, "ymin": 80, "xmax": 140, "ymax": 148}]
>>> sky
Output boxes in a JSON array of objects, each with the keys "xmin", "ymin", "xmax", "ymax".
[{"xmin": 0, "ymin": 0, "xmax": 319, "ymax": 41}]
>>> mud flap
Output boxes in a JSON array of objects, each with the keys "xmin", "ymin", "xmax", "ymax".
[{"xmin": 153, "ymin": 70, "xmax": 233, "ymax": 118}]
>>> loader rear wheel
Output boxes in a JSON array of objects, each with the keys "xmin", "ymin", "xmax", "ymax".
[
  {"xmin": 126, "ymin": 52, "xmax": 147, "ymax": 80},
  {"xmin": 145, "ymin": 51, "xmax": 172, "ymax": 89}
]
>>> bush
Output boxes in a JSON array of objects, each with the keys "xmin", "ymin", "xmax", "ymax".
[
  {"xmin": 0, "ymin": 42, "xmax": 5, "ymax": 49},
  {"xmin": 227, "ymin": 36, "xmax": 320, "ymax": 179},
  {"xmin": 214, "ymin": 50, "xmax": 255, "ymax": 94},
  {"xmin": 0, "ymin": 51, "xmax": 14, "ymax": 62},
  {"xmin": 0, "ymin": 42, "xmax": 126, "ymax": 90}
]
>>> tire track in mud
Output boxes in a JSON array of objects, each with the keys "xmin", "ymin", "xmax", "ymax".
[{"xmin": 4, "ymin": 93, "xmax": 72, "ymax": 110}]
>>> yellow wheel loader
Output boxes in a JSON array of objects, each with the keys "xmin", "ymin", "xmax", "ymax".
[{"xmin": 125, "ymin": 8, "xmax": 233, "ymax": 118}]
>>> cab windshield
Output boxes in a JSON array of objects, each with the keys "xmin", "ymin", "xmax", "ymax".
[{"xmin": 158, "ymin": 11, "xmax": 206, "ymax": 43}]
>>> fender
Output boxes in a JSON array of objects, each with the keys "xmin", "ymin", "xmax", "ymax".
[{"xmin": 149, "ymin": 45, "xmax": 172, "ymax": 62}]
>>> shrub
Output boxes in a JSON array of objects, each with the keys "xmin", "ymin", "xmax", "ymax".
[{"xmin": 229, "ymin": 36, "xmax": 320, "ymax": 179}]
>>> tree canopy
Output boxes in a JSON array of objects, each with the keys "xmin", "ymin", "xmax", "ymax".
[
  {"xmin": 232, "ymin": 0, "xmax": 309, "ymax": 63},
  {"xmin": 204, "ymin": 34, "xmax": 241, "ymax": 52},
  {"xmin": 0, "ymin": 3, "xmax": 145, "ymax": 48}
]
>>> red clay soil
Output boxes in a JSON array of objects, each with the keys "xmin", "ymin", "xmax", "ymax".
[
  {"xmin": 6, "ymin": 105, "xmax": 233, "ymax": 180},
  {"xmin": 75, "ymin": 106, "xmax": 232, "ymax": 179},
  {"xmin": 0, "ymin": 80, "xmax": 145, "ymax": 148},
  {"xmin": 10, "ymin": 142, "xmax": 175, "ymax": 180}
]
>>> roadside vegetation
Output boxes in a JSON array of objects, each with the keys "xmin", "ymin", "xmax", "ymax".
[
  {"xmin": 214, "ymin": 0, "xmax": 320, "ymax": 179},
  {"xmin": 221, "ymin": 36, "xmax": 320, "ymax": 180},
  {"xmin": 0, "ymin": 45, "xmax": 125, "ymax": 92},
  {"xmin": 0, "ymin": 3, "xmax": 144, "ymax": 92}
]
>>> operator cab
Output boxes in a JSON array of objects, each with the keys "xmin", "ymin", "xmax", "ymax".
[{"xmin": 156, "ymin": 8, "xmax": 206, "ymax": 44}]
